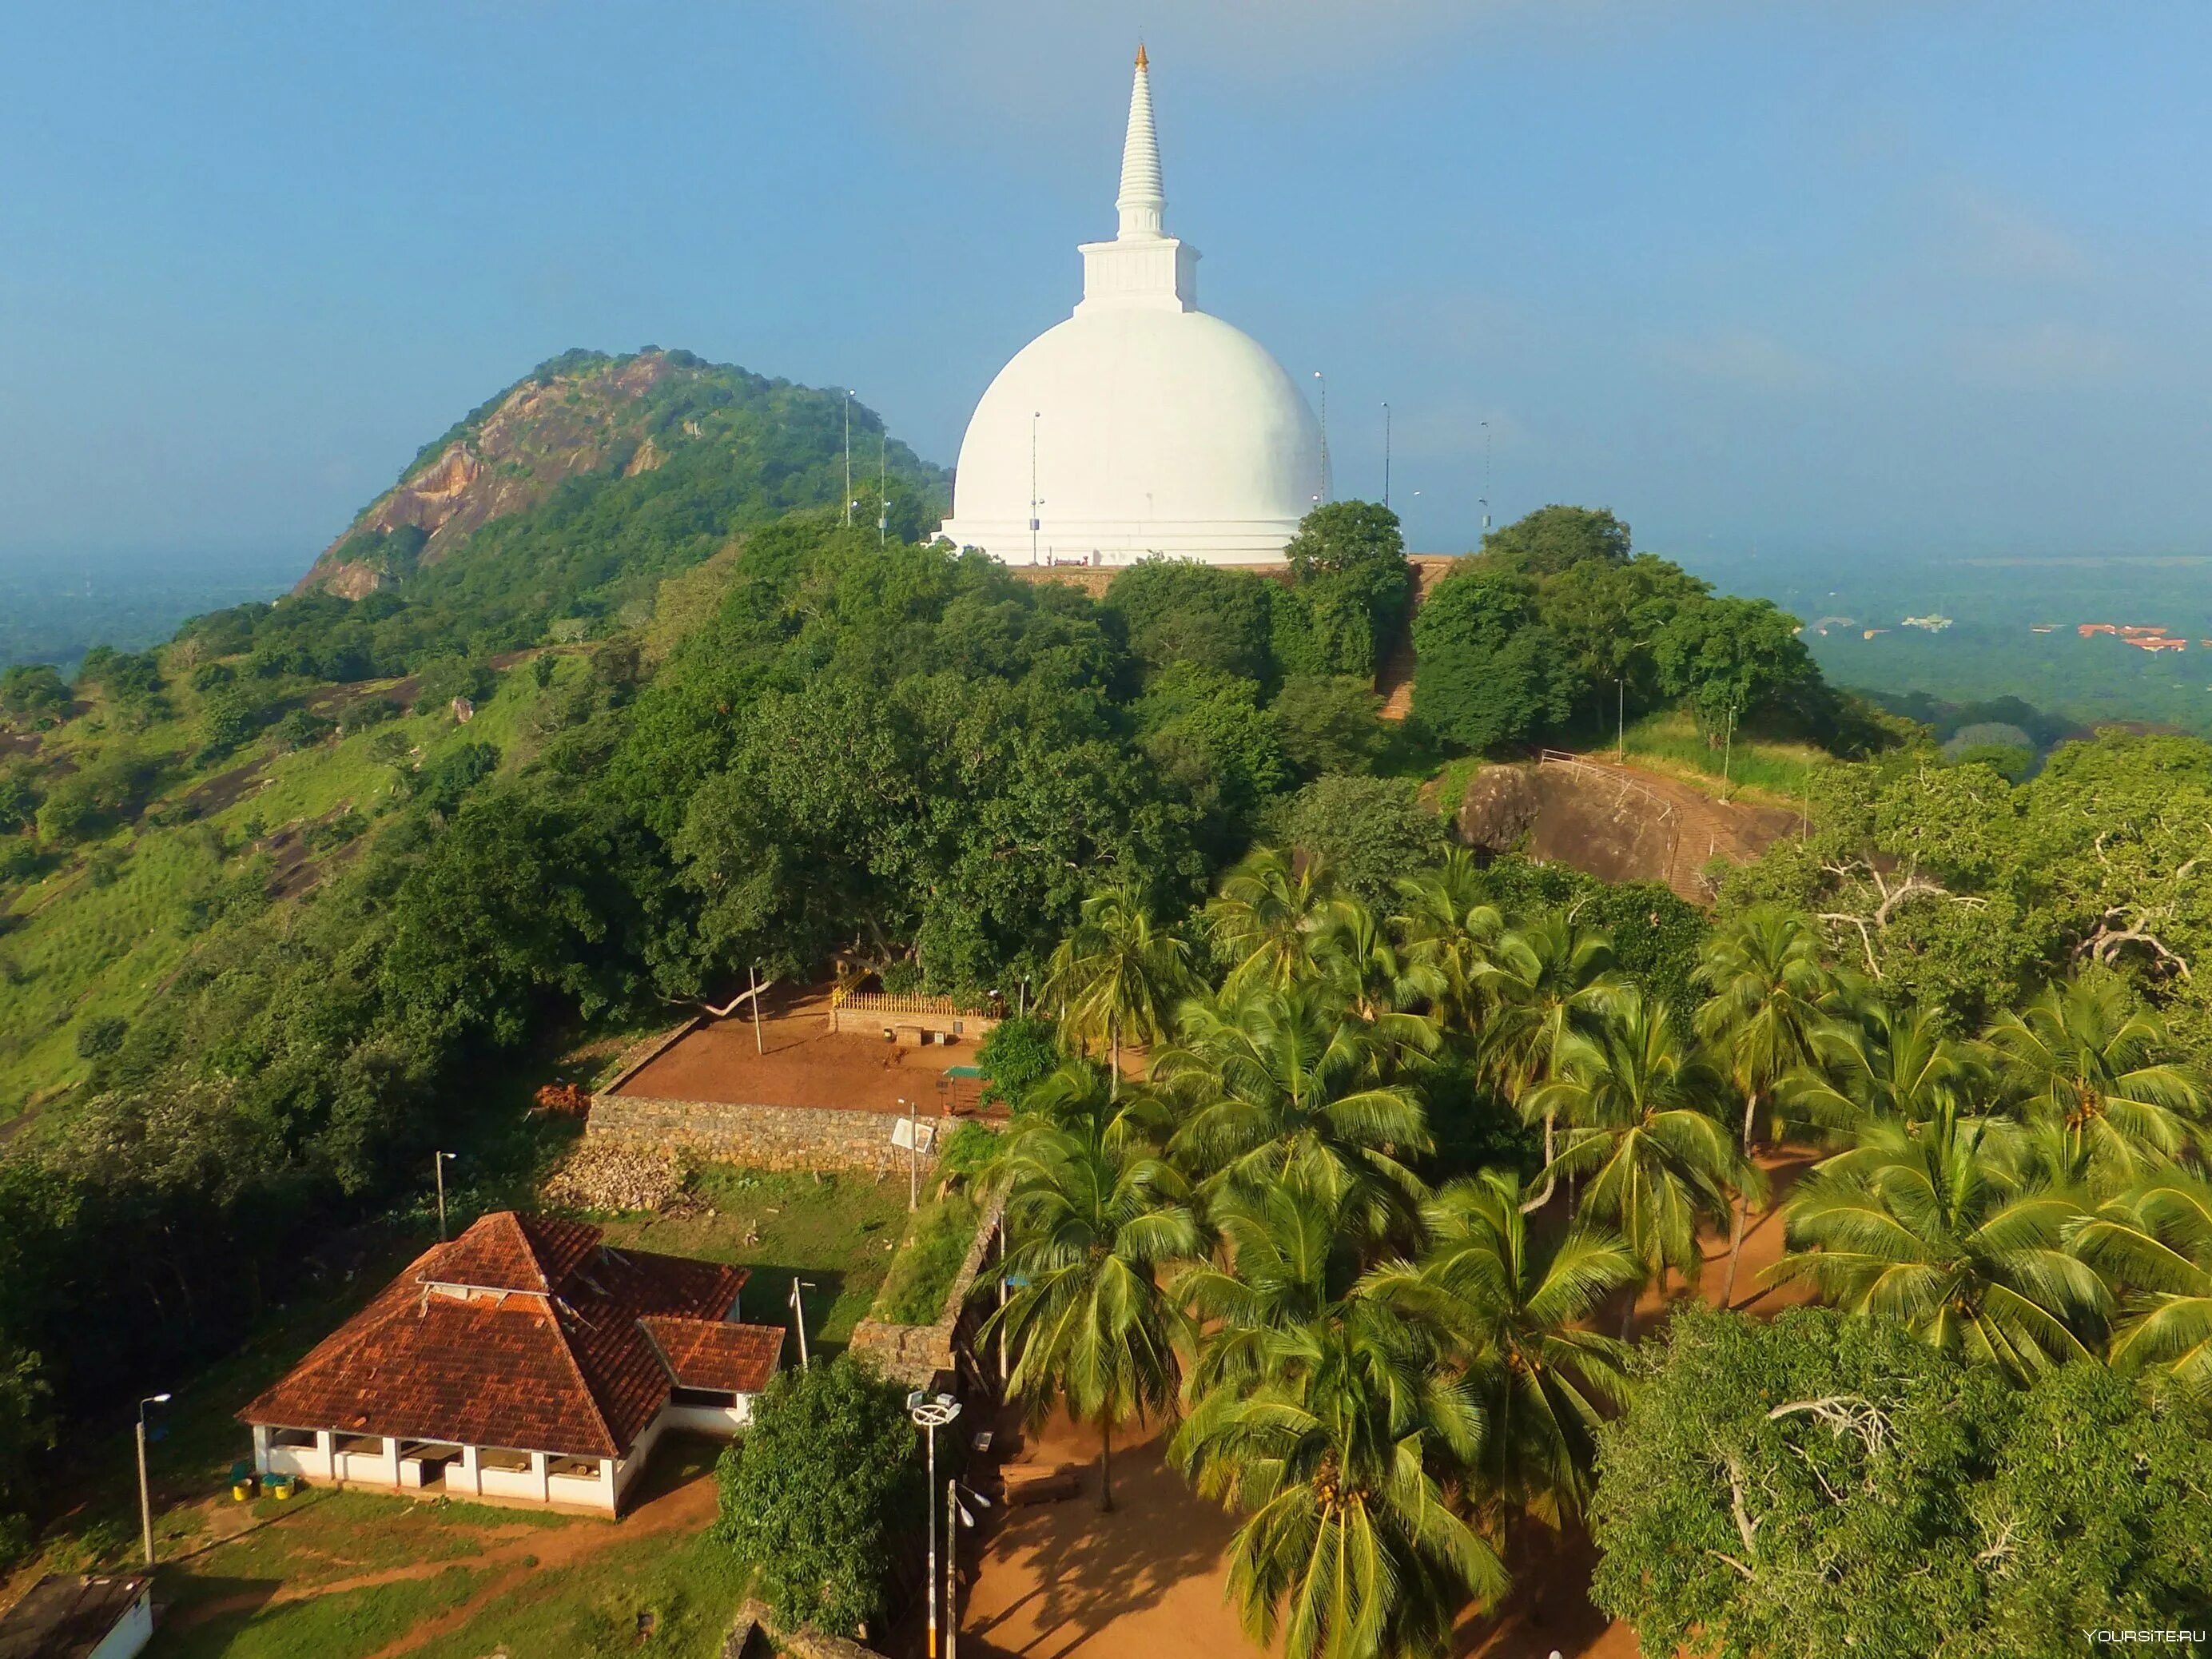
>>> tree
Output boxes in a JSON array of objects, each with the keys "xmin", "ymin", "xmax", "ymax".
[
  {"xmin": 1476, "ymin": 913, "xmax": 1624, "ymax": 1203},
  {"xmin": 1769, "ymin": 1114, "xmax": 2104, "ymax": 1381},
  {"xmin": 1280, "ymin": 776, "xmax": 1446, "ymax": 910},
  {"xmin": 1277, "ymin": 500, "xmax": 1414, "ymax": 682},
  {"xmin": 0, "ymin": 664, "xmax": 70, "ymax": 723},
  {"xmin": 1785, "ymin": 996, "xmax": 1987, "ymax": 1134},
  {"xmin": 1159, "ymin": 981, "xmax": 1433, "ymax": 1241},
  {"xmin": 1390, "ymin": 849, "xmax": 1506, "ymax": 1033},
  {"xmin": 2070, "ymin": 1173, "xmax": 2212, "ymax": 1402},
  {"xmin": 1653, "ymin": 595, "xmax": 1822, "ymax": 741},
  {"xmin": 993, "ymin": 1110, "xmax": 1199, "ymax": 1510},
  {"xmin": 1173, "ymin": 1183, "xmax": 1363, "ymax": 1397},
  {"xmin": 714, "ymin": 1355, "xmax": 920, "ymax": 1640},
  {"xmin": 1478, "ymin": 504, "xmax": 1632, "ymax": 575},
  {"xmin": 1590, "ymin": 1304, "xmax": 2212, "ymax": 1659},
  {"xmin": 975, "ymin": 1014, "xmax": 1059, "ymax": 1109},
  {"xmin": 1106, "ymin": 558, "xmax": 1278, "ymax": 686},
  {"xmin": 1984, "ymin": 977, "xmax": 2205, "ymax": 1196},
  {"xmin": 1044, "ymin": 880, "xmax": 1193, "ymax": 1095},
  {"xmin": 1172, "ymin": 1294, "xmax": 1506, "ymax": 1659},
  {"xmin": 1695, "ymin": 905, "xmax": 1844, "ymax": 1297},
  {"xmin": 1271, "ymin": 674, "xmax": 1390, "ymax": 779},
  {"xmin": 1531, "ymin": 993, "xmax": 1746, "ymax": 1331},
  {"xmin": 1207, "ymin": 846, "xmax": 1341, "ymax": 994},
  {"xmin": 1364, "ymin": 1170, "xmax": 1636, "ymax": 1528},
  {"xmin": 1411, "ymin": 566, "xmax": 1577, "ymax": 753}
]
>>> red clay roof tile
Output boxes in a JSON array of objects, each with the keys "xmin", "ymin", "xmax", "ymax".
[
  {"xmin": 639, "ymin": 1318, "xmax": 786, "ymax": 1394},
  {"xmin": 240, "ymin": 1213, "xmax": 750, "ymax": 1458}
]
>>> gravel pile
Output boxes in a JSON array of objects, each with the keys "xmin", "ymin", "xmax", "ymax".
[{"xmin": 543, "ymin": 1144, "xmax": 686, "ymax": 1212}]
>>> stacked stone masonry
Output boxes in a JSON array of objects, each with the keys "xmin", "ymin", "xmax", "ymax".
[{"xmin": 587, "ymin": 1093, "xmax": 941, "ymax": 1179}]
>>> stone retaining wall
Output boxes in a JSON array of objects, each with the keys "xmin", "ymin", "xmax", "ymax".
[
  {"xmin": 587, "ymin": 1092, "xmax": 941, "ymax": 1179},
  {"xmin": 849, "ymin": 1194, "xmax": 1005, "ymax": 1388}
]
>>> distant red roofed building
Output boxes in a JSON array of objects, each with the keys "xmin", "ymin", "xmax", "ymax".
[
  {"xmin": 238, "ymin": 1211, "xmax": 782, "ymax": 1514},
  {"xmin": 2079, "ymin": 623, "xmax": 2119, "ymax": 637}
]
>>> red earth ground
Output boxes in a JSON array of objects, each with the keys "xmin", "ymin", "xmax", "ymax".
[
  {"xmin": 617, "ymin": 990, "xmax": 992, "ymax": 1116},
  {"xmin": 961, "ymin": 1148, "xmax": 1821, "ymax": 1659}
]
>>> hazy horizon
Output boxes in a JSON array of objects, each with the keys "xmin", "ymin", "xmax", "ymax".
[{"xmin": 6, "ymin": 3, "xmax": 2212, "ymax": 572}]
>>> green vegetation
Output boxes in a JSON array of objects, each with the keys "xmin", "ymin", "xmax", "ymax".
[
  {"xmin": 596, "ymin": 1164, "xmax": 909, "ymax": 1350},
  {"xmin": 871, "ymin": 1191, "xmax": 981, "ymax": 1325},
  {"xmin": 714, "ymin": 1355, "xmax": 921, "ymax": 1640},
  {"xmin": 978, "ymin": 814, "xmax": 2212, "ymax": 1655},
  {"xmin": 1592, "ymin": 1307, "xmax": 2211, "ymax": 1659},
  {"xmin": 1412, "ymin": 506, "xmax": 1875, "ymax": 762}
]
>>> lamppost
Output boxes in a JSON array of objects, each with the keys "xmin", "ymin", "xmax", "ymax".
[
  {"xmin": 433, "ymin": 1150, "xmax": 457, "ymax": 1241},
  {"xmin": 843, "ymin": 390, "xmax": 857, "ymax": 527},
  {"xmin": 1482, "ymin": 420, "xmax": 1493, "ymax": 530},
  {"xmin": 1311, "ymin": 371, "xmax": 1330, "ymax": 503},
  {"xmin": 1381, "ymin": 401, "xmax": 1390, "ymax": 508},
  {"xmin": 908, "ymin": 1391, "xmax": 963, "ymax": 1659},
  {"xmin": 945, "ymin": 1477, "xmax": 990, "ymax": 1659},
  {"xmin": 897, "ymin": 1098, "xmax": 917, "ymax": 1211},
  {"xmin": 788, "ymin": 1278, "xmax": 815, "ymax": 1370},
  {"xmin": 880, "ymin": 428, "xmax": 890, "ymax": 547},
  {"xmin": 137, "ymin": 1392, "xmax": 171, "ymax": 1566},
  {"xmin": 1028, "ymin": 412, "xmax": 1042, "ymax": 566},
  {"xmin": 748, "ymin": 961, "xmax": 766, "ymax": 1056}
]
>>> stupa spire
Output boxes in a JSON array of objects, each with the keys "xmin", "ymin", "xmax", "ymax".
[{"xmin": 1116, "ymin": 45, "xmax": 1164, "ymax": 240}]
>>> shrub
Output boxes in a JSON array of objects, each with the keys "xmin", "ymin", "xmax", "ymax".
[
  {"xmin": 75, "ymin": 1016, "xmax": 127, "ymax": 1060},
  {"xmin": 976, "ymin": 1014, "xmax": 1057, "ymax": 1108},
  {"xmin": 938, "ymin": 1120, "xmax": 1003, "ymax": 1180},
  {"xmin": 714, "ymin": 1355, "xmax": 920, "ymax": 1640}
]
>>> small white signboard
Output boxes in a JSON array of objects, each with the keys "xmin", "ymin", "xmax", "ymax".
[{"xmin": 890, "ymin": 1116, "xmax": 938, "ymax": 1152}]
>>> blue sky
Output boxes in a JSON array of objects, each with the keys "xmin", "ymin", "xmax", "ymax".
[{"xmin": 2, "ymin": 2, "xmax": 2208, "ymax": 575}]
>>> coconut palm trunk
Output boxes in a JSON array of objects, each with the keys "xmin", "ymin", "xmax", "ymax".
[{"xmin": 1098, "ymin": 1414, "xmax": 1114, "ymax": 1513}]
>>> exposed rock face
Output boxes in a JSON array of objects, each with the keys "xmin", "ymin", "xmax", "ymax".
[
  {"xmin": 1454, "ymin": 755, "xmax": 1800, "ymax": 904},
  {"xmin": 294, "ymin": 351, "xmax": 683, "ymax": 595}
]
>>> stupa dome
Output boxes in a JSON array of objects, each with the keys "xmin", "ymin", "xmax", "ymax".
[{"xmin": 937, "ymin": 50, "xmax": 1323, "ymax": 566}]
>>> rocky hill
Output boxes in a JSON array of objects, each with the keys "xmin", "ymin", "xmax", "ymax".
[{"xmin": 296, "ymin": 348, "xmax": 948, "ymax": 601}]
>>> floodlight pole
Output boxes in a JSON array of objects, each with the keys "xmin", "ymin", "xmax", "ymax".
[
  {"xmin": 137, "ymin": 1392, "xmax": 171, "ymax": 1566},
  {"xmin": 908, "ymin": 1394, "xmax": 962, "ymax": 1659},
  {"xmin": 1381, "ymin": 402, "xmax": 1390, "ymax": 508},
  {"xmin": 947, "ymin": 1477, "xmax": 961, "ymax": 1659},
  {"xmin": 434, "ymin": 1151, "xmax": 457, "ymax": 1240},
  {"xmin": 1029, "ymin": 412, "xmax": 1042, "ymax": 566},
  {"xmin": 749, "ymin": 962, "xmax": 765, "ymax": 1056},
  {"xmin": 789, "ymin": 1277, "xmax": 814, "ymax": 1370},
  {"xmin": 899, "ymin": 1099, "xmax": 917, "ymax": 1211},
  {"xmin": 1312, "ymin": 371, "xmax": 1330, "ymax": 503},
  {"xmin": 844, "ymin": 390, "xmax": 855, "ymax": 527}
]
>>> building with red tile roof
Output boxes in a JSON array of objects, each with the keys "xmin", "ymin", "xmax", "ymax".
[{"xmin": 241, "ymin": 1211, "xmax": 784, "ymax": 1514}]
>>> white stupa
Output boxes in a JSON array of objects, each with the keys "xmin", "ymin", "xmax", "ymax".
[{"xmin": 937, "ymin": 48, "xmax": 1325, "ymax": 567}]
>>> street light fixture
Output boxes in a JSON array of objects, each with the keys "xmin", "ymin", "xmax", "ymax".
[
  {"xmin": 908, "ymin": 1392, "xmax": 963, "ymax": 1659},
  {"xmin": 137, "ymin": 1393, "xmax": 172, "ymax": 1566},
  {"xmin": 945, "ymin": 1478, "xmax": 991, "ymax": 1659}
]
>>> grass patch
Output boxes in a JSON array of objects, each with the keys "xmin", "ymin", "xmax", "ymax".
[
  {"xmin": 409, "ymin": 1526, "xmax": 746, "ymax": 1659},
  {"xmin": 873, "ymin": 1192, "xmax": 981, "ymax": 1326},
  {"xmin": 1617, "ymin": 708, "xmax": 1827, "ymax": 803},
  {"xmin": 158, "ymin": 1565, "xmax": 491, "ymax": 1659},
  {"xmin": 591, "ymin": 1164, "xmax": 909, "ymax": 1351},
  {"xmin": 1428, "ymin": 754, "xmax": 1483, "ymax": 817}
]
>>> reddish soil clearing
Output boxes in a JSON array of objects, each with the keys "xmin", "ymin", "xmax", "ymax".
[
  {"xmin": 619, "ymin": 992, "xmax": 986, "ymax": 1116},
  {"xmin": 963, "ymin": 1148, "xmax": 1821, "ymax": 1659}
]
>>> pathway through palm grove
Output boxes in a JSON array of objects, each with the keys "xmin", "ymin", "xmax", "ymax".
[{"xmin": 962, "ymin": 1148, "xmax": 1819, "ymax": 1659}]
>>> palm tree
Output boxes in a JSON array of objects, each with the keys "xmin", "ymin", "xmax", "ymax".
[
  {"xmin": 1311, "ymin": 898, "xmax": 1438, "ymax": 1060},
  {"xmin": 1045, "ymin": 879, "xmax": 1193, "ymax": 1097},
  {"xmin": 1207, "ymin": 846, "xmax": 1340, "ymax": 994},
  {"xmin": 1171, "ymin": 1297, "xmax": 1507, "ymax": 1659},
  {"xmin": 1693, "ymin": 905, "xmax": 1843, "ymax": 1298},
  {"xmin": 1156, "ymin": 981, "xmax": 1433, "ymax": 1243},
  {"xmin": 1785, "ymin": 996, "xmax": 1987, "ymax": 1136},
  {"xmin": 1173, "ymin": 1183, "xmax": 1363, "ymax": 1398},
  {"xmin": 2070, "ymin": 1174, "xmax": 2212, "ymax": 1402},
  {"xmin": 1530, "ymin": 993, "xmax": 1750, "ymax": 1333},
  {"xmin": 1391, "ymin": 849, "xmax": 1506, "ymax": 1032},
  {"xmin": 1768, "ymin": 1113, "xmax": 2106, "ymax": 1382},
  {"xmin": 1363, "ymin": 1170, "xmax": 1637, "ymax": 1530},
  {"xmin": 1474, "ymin": 913, "xmax": 1623, "ymax": 1208},
  {"xmin": 1984, "ymin": 977, "xmax": 2206, "ymax": 1195},
  {"xmin": 992, "ymin": 1112, "xmax": 1201, "ymax": 1510},
  {"xmin": 1694, "ymin": 904, "xmax": 1842, "ymax": 1152}
]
